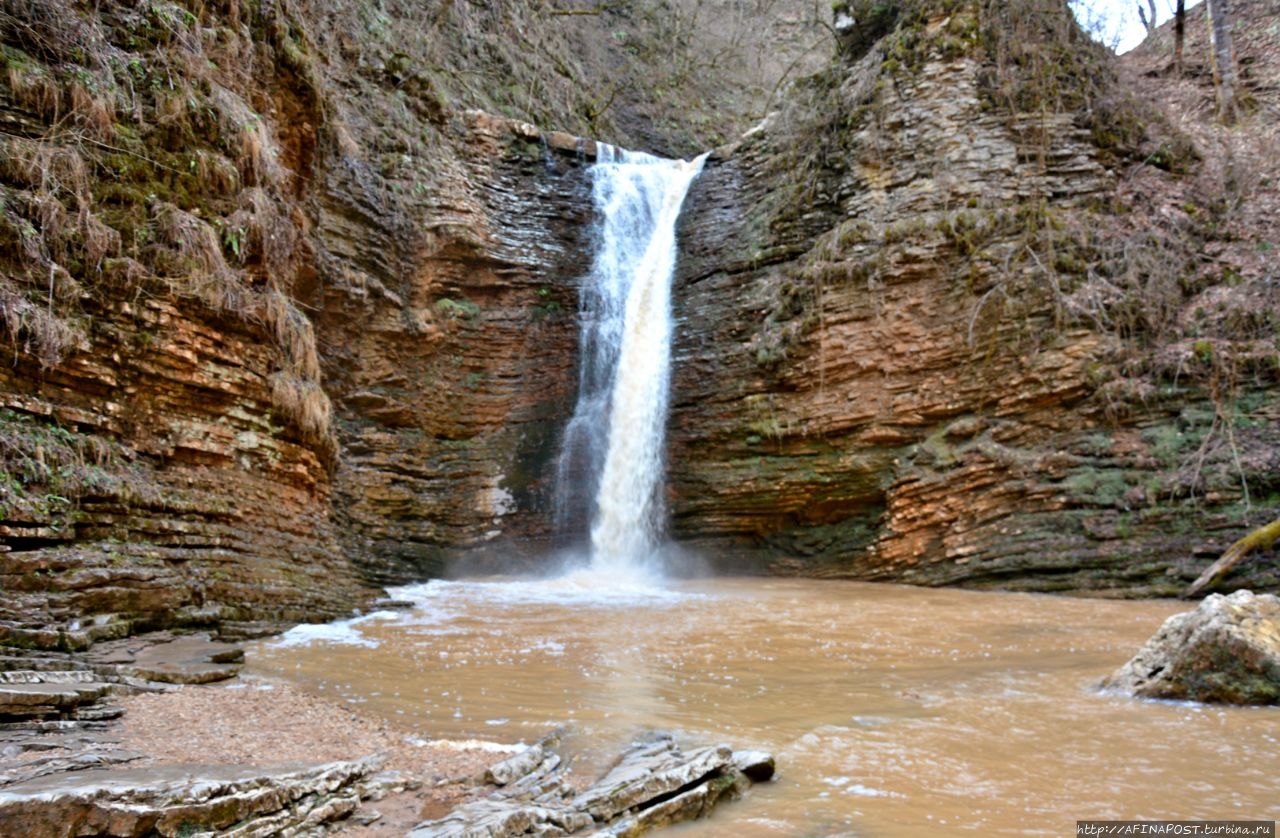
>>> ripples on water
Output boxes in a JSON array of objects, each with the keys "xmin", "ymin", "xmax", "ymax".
[{"xmin": 249, "ymin": 577, "xmax": 1279, "ymax": 837}]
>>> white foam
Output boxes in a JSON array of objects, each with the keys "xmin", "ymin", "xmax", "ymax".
[
  {"xmin": 269, "ymin": 610, "xmax": 400, "ymax": 649},
  {"xmin": 822, "ymin": 776, "xmax": 902, "ymax": 798},
  {"xmin": 389, "ymin": 575, "xmax": 703, "ymax": 611},
  {"xmin": 845, "ymin": 784, "xmax": 900, "ymax": 798}
]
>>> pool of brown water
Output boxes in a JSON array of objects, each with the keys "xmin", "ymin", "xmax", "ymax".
[{"xmin": 245, "ymin": 576, "xmax": 1279, "ymax": 836}]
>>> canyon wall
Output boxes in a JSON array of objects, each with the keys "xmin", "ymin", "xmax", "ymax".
[
  {"xmin": 0, "ymin": 0, "xmax": 614, "ymax": 641},
  {"xmin": 0, "ymin": 0, "xmax": 829, "ymax": 642},
  {"xmin": 2, "ymin": 0, "xmax": 1278, "ymax": 651},
  {"xmin": 667, "ymin": 0, "xmax": 1280, "ymax": 596}
]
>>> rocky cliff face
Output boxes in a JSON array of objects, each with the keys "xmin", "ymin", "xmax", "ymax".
[
  {"xmin": 1, "ymin": 0, "xmax": 373, "ymax": 644},
  {"xmin": 667, "ymin": 0, "xmax": 1280, "ymax": 595},
  {"xmin": 2, "ymin": 0, "xmax": 1278, "ymax": 647},
  {"xmin": 317, "ymin": 115, "xmax": 599, "ymax": 582},
  {"xmin": 0, "ymin": 0, "xmax": 600, "ymax": 640},
  {"xmin": 0, "ymin": 0, "xmax": 826, "ymax": 641}
]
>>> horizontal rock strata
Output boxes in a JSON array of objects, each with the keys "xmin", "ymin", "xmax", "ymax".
[
  {"xmin": 0, "ymin": 757, "xmax": 382, "ymax": 838},
  {"xmin": 411, "ymin": 733, "xmax": 774, "ymax": 838},
  {"xmin": 666, "ymin": 2, "xmax": 1280, "ymax": 594}
]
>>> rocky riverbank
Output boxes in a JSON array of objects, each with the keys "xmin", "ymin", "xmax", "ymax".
[
  {"xmin": 0, "ymin": 629, "xmax": 775, "ymax": 836},
  {"xmin": 0, "ymin": 631, "xmax": 487, "ymax": 835}
]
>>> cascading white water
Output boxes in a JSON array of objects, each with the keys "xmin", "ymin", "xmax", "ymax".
[{"xmin": 554, "ymin": 145, "xmax": 706, "ymax": 578}]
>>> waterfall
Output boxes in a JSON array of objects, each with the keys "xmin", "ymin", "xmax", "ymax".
[{"xmin": 554, "ymin": 144, "xmax": 706, "ymax": 578}]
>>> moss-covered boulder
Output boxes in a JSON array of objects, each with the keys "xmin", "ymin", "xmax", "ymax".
[{"xmin": 1104, "ymin": 590, "xmax": 1280, "ymax": 705}]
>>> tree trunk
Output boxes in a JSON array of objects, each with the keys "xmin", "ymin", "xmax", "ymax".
[
  {"xmin": 1184, "ymin": 518, "xmax": 1280, "ymax": 598},
  {"xmin": 1206, "ymin": 0, "xmax": 1241, "ymax": 123},
  {"xmin": 1173, "ymin": 0, "xmax": 1185, "ymax": 76}
]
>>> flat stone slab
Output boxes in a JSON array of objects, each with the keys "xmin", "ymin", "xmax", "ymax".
[
  {"xmin": 88, "ymin": 632, "xmax": 244, "ymax": 685},
  {"xmin": 0, "ymin": 682, "xmax": 112, "ymax": 716},
  {"xmin": 0, "ymin": 756, "xmax": 382, "ymax": 837},
  {"xmin": 409, "ymin": 734, "xmax": 770, "ymax": 838},
  {"xmin": 571, "ymin": 741, "xmax": 732, "ymax": 821}
]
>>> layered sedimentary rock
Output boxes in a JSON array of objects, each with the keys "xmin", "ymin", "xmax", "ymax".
[
  {"xmin": 0, "ymin": 0, "xmax": 608, "ymax": 634},
  {"xmin": 3, "ymin": 0, "xmax": 1278, "ymax": 624},
  {"xmin": 0, "ymin": 290, "xmax": 369, "ymax": 644},
  {"xmin": 410, "ymin": 733, "xmax": 773, "ymax": 838},
  {"xmin": 0, "ymin": 757, "xmax": 382, "ymax": 837},
  {"xmin": 667, "ymin": 1, "xmax": 1280, "ymax": 595},
  {"xmin": 318, "ymin": 115, "xmax": 597, "ymax": 582}
]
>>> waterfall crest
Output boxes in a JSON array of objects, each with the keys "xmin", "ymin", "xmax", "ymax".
[{"xmin": 554, "ymin": 145, "xmax": 706, "ymax": 579}]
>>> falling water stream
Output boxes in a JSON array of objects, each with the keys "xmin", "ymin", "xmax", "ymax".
[
  {"xmin": 245, "ymin": 147, "xmax": 1278, "ymax": 834},
  {"xmin": 553, "ymin": 145, "xmax": 706, "ymax": 576}
]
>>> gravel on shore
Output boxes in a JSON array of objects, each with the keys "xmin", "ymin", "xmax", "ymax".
[{"xmin": 115, "ymin": 679, "xmax": 520, "ymax": 835}]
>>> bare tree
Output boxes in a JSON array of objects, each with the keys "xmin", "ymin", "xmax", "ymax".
[
  {"xmin": 1137, "ymin": 0, "xmax": 1158, "ymax": 33},
  {"xmin": 1206, "ymin": 0, "xmax": 1242, "ymax": 122}
]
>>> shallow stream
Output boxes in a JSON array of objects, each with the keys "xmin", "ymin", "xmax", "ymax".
[{"xmin": 246, "ymin": 577, "xmax": 1279, "ymax": 836}]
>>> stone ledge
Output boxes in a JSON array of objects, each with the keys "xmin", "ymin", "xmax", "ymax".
[
  {"xmin": 0, "ymin": 756, "xmax": 383, "ymax": 838},
  {"xmin": 464, "ymin": 109, "xmax": 601, "ymax": 159},
  {"xmin": 410, "ymin": 732, "xmax": 774, "ymax": 838}
]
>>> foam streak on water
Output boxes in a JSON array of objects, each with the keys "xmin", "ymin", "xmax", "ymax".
[{"xmin": 554, "ymin": 145, "xmax": 706, "ymax": 580}]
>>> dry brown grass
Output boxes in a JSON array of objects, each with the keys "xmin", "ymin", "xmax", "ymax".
[
  {"xmin": 0, "ymin": 135, "xmax": 90, "ymax": 199},
  {"xmin": 67, "ymin": 75, "xmax": 115, "ymax": 139},
  {"xmin": 153, "ymin": 201, "xmax": 249, "ymax": 315},
  {"xmin": 6, "ymin": 61, "xmax": 61, "ymax": 120},
  {"xmin": 225, "ymin": 186, "xmax": 296, "ymax": 273},
  {"xmin": 268, "ymin": 370, "xmax": 337, "ymax": 461},
  {"xmin": 210, "ymin": 84, "xmax": 283, "ymax": 187},
  {"xmin": 0, "ymin": 0, "xmax": 108, "ymax": 67},
  {"xmin": 260, "ymin": 289, "xmax": 321, "ymax": 382},
  {"xmin": 0, "ymin": 279, "xmax": 83, "ymax": 368},
  {"xmin": 191, "ymin": 150, "xmax": 242, "ymax": 197},
  {"xmin": 81, "ymin": 212, "xmax": 120, "ymax": 270}
]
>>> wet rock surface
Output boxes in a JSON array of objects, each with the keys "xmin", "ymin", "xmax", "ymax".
[
  {"xmin": 1104, "ymin": 590, "xmax": 1280, "ymax": 705},
  {"xmin": 0, "ymin": 631, "xmax": 242, "ymax": 786},
  {"xmin": 321, "ymin": 113, "xmax": 596, "ymax": 583},
  {"xmin": 0, "ymin": 757, "xmax": 381, "ymax": 838},
  {"xmin": 85, "ymin": 632, "xmax": 245, "ymax": 686},
  {"xmin": 2, "ymin": 628, "xmax": 773, "ymax": 838},
  {"xmin": 664, "ymin": 3, "xmax": 1280, "ymax": 594},
  {"xmin": 411, "ymin": 733, "xmax": 773, "ymax": 838}
]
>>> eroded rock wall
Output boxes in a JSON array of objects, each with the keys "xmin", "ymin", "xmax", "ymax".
[
  {"xmin": 0, "ymin": 0, "xmax": 606, "ymax": 636},
  {"xmin": 668, "ymin": 1, "xmax": 1280, "ymax": 595},
  {"xmin": 4, "ymin": 0, "xmax": 1278, "ymax": 633},
  {"xmin": 0, "ymin": 299, "xmax": 361, "ymax": 648},
  {"xmin": 317, "ymin": 116, "xmax": 597, "ymax": 582},
  {"xmin": 0, "ymin": 0, "xmax": 378, "ymax": 642}
]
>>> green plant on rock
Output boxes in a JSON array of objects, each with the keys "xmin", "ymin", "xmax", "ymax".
[
  {"xmin": 743, "ymin": 393, "xmax": 791, "ymax": 444},
  {"xmin": 435, "ymin": 297, "xmax": 481, "ymax": 321},
  {"xmin": 530, "ymin": 286, "xmax": 562, "ymax": 321},
  {"xmin": 0, "ymin": 409, "xmax": 161, "ymax": 523}
]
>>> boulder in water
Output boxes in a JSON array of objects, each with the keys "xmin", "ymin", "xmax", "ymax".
[{"xmin": 1104, "ymin": 590, "xmax": 1280, "ymax": 705}]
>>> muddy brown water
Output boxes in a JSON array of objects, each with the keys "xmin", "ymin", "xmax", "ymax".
[{"xmin": 245, "ymin": 576, "xmax": 1279, "ymax": 836}]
